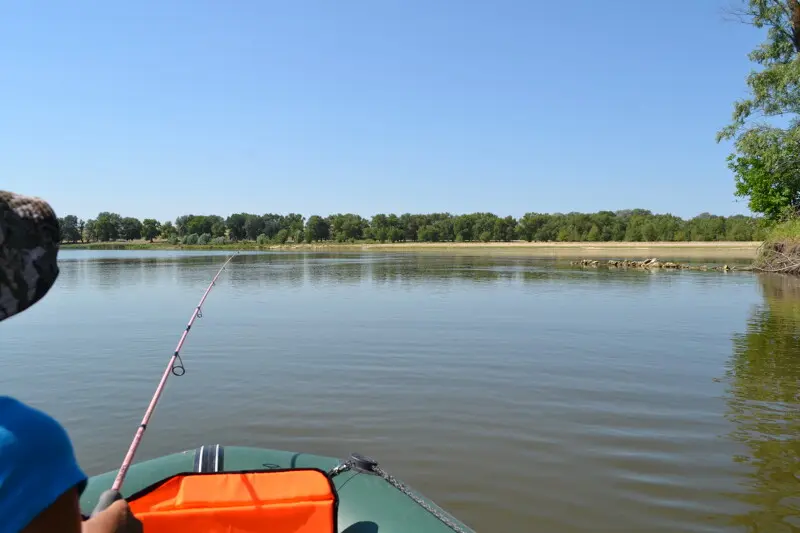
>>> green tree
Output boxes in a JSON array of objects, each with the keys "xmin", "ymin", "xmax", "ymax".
[
  {"xmin": 283, "ymin": 213, "xmax": 305, "ymax": 235},
  {"xmin": 244, "ymin": 215, "xmax": 264, "ymax": 240},
  {"xmin": 453, "ymin": 215, "xmax": 474, "ymax": 241},
  {"xmin": 160, "ymin": 221, "xmax": 176, "ymax": 239},
  {"xmin": 471, "ymin": 213, "xmax": 498, "ymax": 241},
  {"xmin": 726, "ymin": 214, "xmax": 760, "ymax": 240},
  {"xmin": 417, "ymin": 225, "xmax": 439, "ymax": 242},
  {"xmin": 274, "ymin": 229, "xmax": 289, "ymax": 244},
  {"xmin": 399, "ymin": 214, "xmax": 419, "ymax": 242},
  {"xmin": 305, "ymin": 215, "xmax": 329, "ymax": 242},
  {"xmin": 141, "ymin": 219, "xmax": 161, "ymax": 242},
  {"xmin": 434, "ymin": 216, "xmax": 455, "ymax": 242},
  {"xmin": 174, "ymin": 215, "xmax": 190, "ymax": 237},
  {"xmin": 651, "ymin": 214, "xmax": 684, "ymax": 241},
  {"xmin": 518, "ymin": 213, "xmax": 549, "ymax": 241},
  {"xmin": 370, "ymin": 214, "xmax": 389, "ymax": 231},
  {"xmin": 225, "ymin": 213, "xmax": 248, "ymax": 241},
  {"xmin": 687, "ymin": 213, "xmax": 727, "ymax": 241},
  {"xmin": 493, "ymin": 216, "xmax": 516, "ymax": 241},
  {"xmin": 717, "ymin": 0, "xmax": 800, "ymax": 220},
  {"xmin": 94, "ymin": 212, "xmax": 122, "ymax": 241},
  {"xmin": 329, "ymin": 213, "xmax": 367, "ymax": 241},
  {"xmin": 641, "ymin": 222, "xmax": 658, "ymax": 242},
  {"xmin": 261, "ymin": 214, "xmax": 282, "ymax": 238},
  {"xmin": 58, "ymin": 215, "xmax": 81, "ymax": 243},
  {"xmin": 556, "ymin": 227, "xmax": 572, "ymax": 242},
  {"xmin": 595, "ymin": 211, "xmax": 625, "ymax": 241},
  {"xmin": 623, "ymin": 216, "xmax": 645, "ymax": 241},
  {"xmin": 208, "ymin": 216, "xmax": 227, "ymax": 238},
  {"xmin": 119, "ymin": 217, "xmax": 142, "ymax": 240},
  {"xmin": 387, "ymin": 227, "xmax": 404, "ymax": 242},
  {"xmin": 84, "ymin": 219, "xmax": 96, "ymax": 242},
  {"xmin": 185, "ymin": 215, "xmax": 213, "ymax": 236},
  {"xmin": 372, "ymin": 227, "xmax": 388, "ymax": 242}
]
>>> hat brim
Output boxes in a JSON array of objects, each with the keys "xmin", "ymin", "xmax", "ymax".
[{"xmin": 0, "ymin": 191, "xmax": 60, "ymax": 322}]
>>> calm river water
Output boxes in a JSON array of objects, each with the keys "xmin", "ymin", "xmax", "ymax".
[{"xmin": 2, "ymin": 250, "xmax": 798, "ymax": 532}]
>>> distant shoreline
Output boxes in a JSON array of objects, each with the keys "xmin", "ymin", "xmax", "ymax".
[{"xmin": 60, "ymin": 240, "xmax": 762, "ymax": 259}]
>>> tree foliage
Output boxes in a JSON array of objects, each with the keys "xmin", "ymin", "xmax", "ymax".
[
  {"xmin": 159, "ymin": 221, "xmax": 176, "ymax": 239},
  {"xmin": 718, "ymin": 0, "xmax": 800, "ymax": 220},
  {"xmin": 141, "ymin": 219, "xmax": 161, "ymax": 242},
  {"xmin": 305, "ymin": 216, "xmax": 329, "ymax": 242},
  {"xmin": 68, "ymin": 209, "xmax": 767, "ymax": 244},
  {"xmin": 93, "ymin": 212, "xmax": 121, "ymax": 241},
  {"xmin": 225, "ymin": 214, "xmax": 247, "ymax": 241},
  {"xmin": 119, "ymin": 217, "xmax": 143, "ymax": 240},
  {"xmin": 57, "ymin": 215, "xmax": 82, "ymax": 243},
  {"xmin": 83, "ymin": 219, "xmax": 96, "ymax": 242}
]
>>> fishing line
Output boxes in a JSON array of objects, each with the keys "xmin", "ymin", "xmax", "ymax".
[{"xmin": 92, "ymin": 252, "xmax": 238, "ymax": 514}]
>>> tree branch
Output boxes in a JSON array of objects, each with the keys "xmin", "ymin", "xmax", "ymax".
[{"xmin": 791, "ymin": 0, "xmax": 800, "ymax": 52}]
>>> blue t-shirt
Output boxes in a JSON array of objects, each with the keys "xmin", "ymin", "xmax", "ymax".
[{"xmin": 0, "ymin": 396, "xmax": 87, "ymax": 533}]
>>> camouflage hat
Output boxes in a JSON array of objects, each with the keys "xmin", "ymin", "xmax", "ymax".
[{"xmin": 0, "ymin": 191, "xmax": 60, "ymax": 322}]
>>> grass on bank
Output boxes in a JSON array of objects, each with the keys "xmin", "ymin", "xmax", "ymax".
[
  {"xmin": 761, "ymin": 219, "xmax": 800, "ymax": 242},
  {"xmin": 754, "ymin": 219, "xmax": 800, "ymax": 274}
]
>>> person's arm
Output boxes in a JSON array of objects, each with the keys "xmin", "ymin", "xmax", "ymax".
[
  {"xmin": 20, "ymin": 487, "xmax": 142, "ymax": 533},
  {"xmin": 82, "ymin": 500, "xmax": 142, "ymax": 533}
]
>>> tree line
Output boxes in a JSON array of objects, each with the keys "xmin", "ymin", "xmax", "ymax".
[{"xmin": 57, "ymin": 210, "xmax": 767, "ymax": 245}]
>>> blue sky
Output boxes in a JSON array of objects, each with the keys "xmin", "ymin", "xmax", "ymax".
[{"xmin": 1, "ymin": 1, "xmax": 766, "ymax": 221}]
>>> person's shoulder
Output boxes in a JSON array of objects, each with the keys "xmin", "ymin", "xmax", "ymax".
[{"xmin": 0, "ymin": 396, "xmax": 88, "ymax": 533}]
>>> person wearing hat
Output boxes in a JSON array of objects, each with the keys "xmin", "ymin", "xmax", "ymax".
[{"xmin": 0, "ymin": 191, "xmax": 142, "ymax": 533}]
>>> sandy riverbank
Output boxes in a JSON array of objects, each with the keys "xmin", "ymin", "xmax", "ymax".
[
  {"xmin": 62, "ymin": 240, "xmax": 763, "ymax": 259},
  {"xmin": 352, "ymin": 241, "xmax": 763, "ymax": 260}
]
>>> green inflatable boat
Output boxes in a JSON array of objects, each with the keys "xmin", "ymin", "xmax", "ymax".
[{"xmin": 79, "ymin": 445, "xmax": 475, "ymax": 532}]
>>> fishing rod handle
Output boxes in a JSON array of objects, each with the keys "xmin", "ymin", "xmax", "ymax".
[{"xmin": 91, "ymin": 489, "xmax": 123, "ymax": 516}]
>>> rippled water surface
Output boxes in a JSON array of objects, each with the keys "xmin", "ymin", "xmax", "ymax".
[{"xmin": 2, "ymin": 250, "xmax": 799, "ymax": 532}]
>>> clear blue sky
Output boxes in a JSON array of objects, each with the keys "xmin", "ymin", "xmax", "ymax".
[{"xmin": 1, "ymin": 1, "xmax": 765, "ymax": 221}]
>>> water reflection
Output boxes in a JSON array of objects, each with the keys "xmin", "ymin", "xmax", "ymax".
[
  {"xmin": 56, "ymin": 251, "xmax": 691, "ymax": 293},
  {"xmin": 726, "ymin": 274, "xmax": 800, "ymax": 532},
  {"xmin": 306, "ymin": 259, "xmax": 368, "ymax": 288}
]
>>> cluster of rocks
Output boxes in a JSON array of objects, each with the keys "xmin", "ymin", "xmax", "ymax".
[
  {"xmin": 570, "ymin": 258, "xmax": 735, "ymax": 272},
  {"xmin": 607, "ymin": 258, "xmax": 681, "ymax": 269}
]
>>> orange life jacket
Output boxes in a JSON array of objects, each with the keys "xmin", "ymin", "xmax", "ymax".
[{"xmin": 126, "ymin": 469, "xmax": 337, "ymax": 533}]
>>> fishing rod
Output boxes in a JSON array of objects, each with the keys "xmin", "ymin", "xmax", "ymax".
[{"xmin": 92, "ymin": 253, "xmax": 238, "ymax": 515}]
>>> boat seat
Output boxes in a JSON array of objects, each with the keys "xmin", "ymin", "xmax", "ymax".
[{"xmin": 127, "ymin": 469, "xmax": 337, "ymax": 533}]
